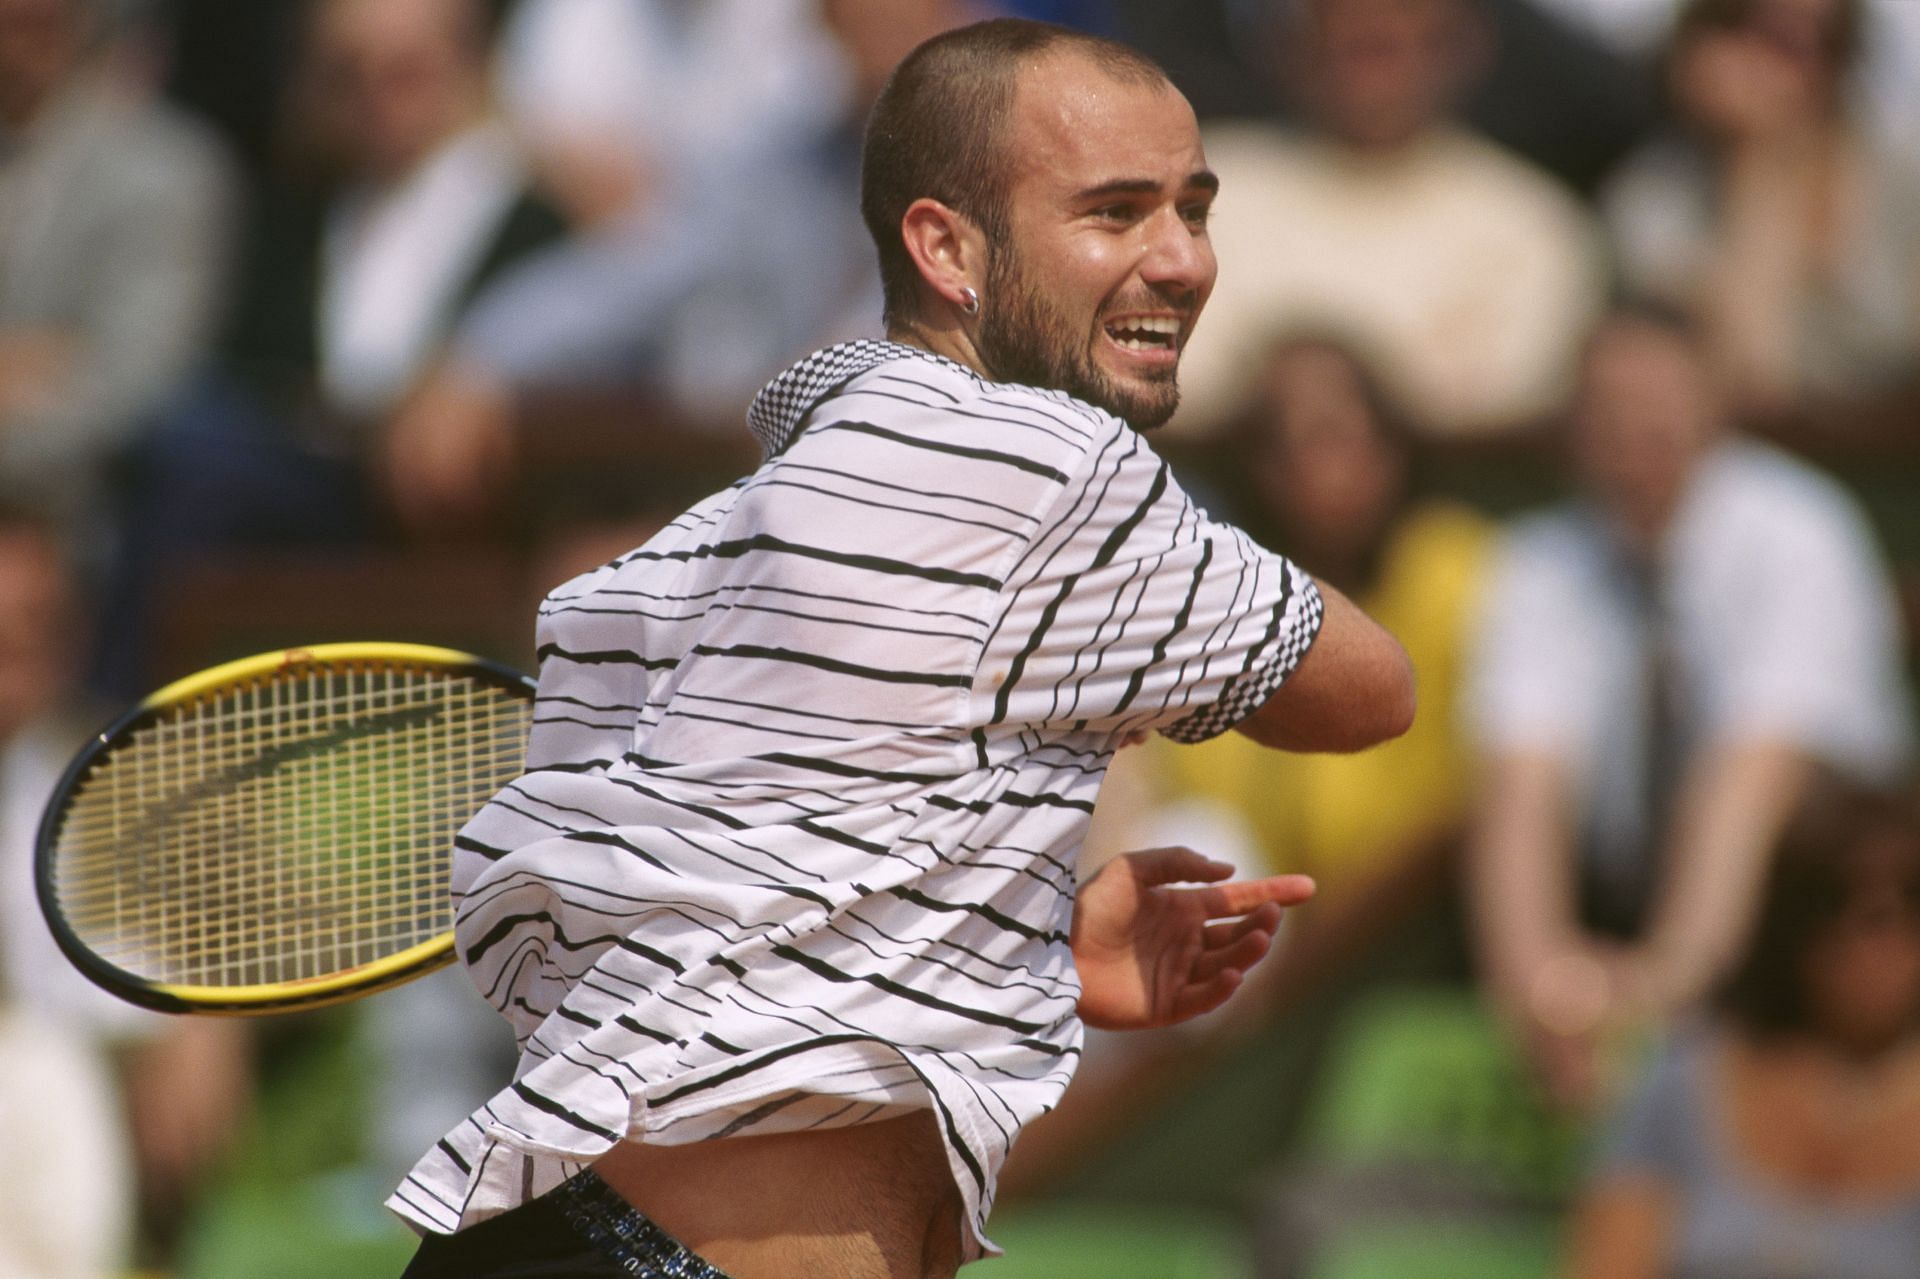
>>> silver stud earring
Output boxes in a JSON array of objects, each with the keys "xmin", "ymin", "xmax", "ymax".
[{"xmin": 960, "ymin": 287, "xmax": 981, "ymax": 316}]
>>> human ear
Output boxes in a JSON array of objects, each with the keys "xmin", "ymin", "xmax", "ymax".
[{"xmin": 899, "ymin": 198, "xmax": 987, "ymax": 317}]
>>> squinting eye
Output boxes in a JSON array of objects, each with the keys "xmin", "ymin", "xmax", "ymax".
[{"xmin": 1181, "ymin": 203, "xmax": 1212, "ymax": 228}]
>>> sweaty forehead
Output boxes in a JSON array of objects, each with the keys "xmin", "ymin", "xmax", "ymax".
[{"xmin": 1002, "ymin": 50, "xmax": 1201, "ymax": 191}]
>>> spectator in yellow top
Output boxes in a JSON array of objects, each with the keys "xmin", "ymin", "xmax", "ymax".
[
  {"xmin": 1003, "ymin": 334, "xmax": 1494, "ymax": 1200},
  {"xmin": 1092, "ymin": 334, "xmax": 1492, "ymax": 901}
]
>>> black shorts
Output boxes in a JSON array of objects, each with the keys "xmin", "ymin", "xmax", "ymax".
[{"xmin": 399, "ymin": 1170, "xmax": 733, "ymax": 1278}]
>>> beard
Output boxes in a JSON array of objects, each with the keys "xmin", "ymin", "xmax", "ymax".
[{"xmin": 973, "ymin": 246, "xmax": 1183, "ymax": 430}]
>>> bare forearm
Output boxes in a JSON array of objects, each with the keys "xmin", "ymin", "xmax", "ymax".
[
  {"xmin": 1236, "ymin": 579, "xmax": 1415, "ymax": 754},
  {"xmin": 1468, "ymin": 752, "xmax": 1588, "ymax": 1024},
  {"xmin": 1629, "ymin": 740, "xmax": 1811, "ymax": 1013}
]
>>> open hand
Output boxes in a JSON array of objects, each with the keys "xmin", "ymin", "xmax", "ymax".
[{"xmin": 1071, "ymin": 847, "xmax": 1315, "ymax": 1031}]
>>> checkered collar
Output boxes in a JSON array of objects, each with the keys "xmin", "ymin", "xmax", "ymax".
[{"xmin": 746, "ymin": 340, "xmax": 978, "ymax": 457}]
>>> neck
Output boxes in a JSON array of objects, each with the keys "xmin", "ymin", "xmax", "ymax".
[
  {"xmin": 365, "ymin": 97, "xmax": 487, "ymax": 186},
  {"xmin": 1326, "ymin": 120, "xmax": 1440, "ymax": 162},
  {"xmin": 889, "ymin": 312, "xmax": 988, "ymax": 381}
]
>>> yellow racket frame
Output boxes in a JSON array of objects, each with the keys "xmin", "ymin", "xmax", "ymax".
[{"xmin": 36, "ymin": 642, "xmax": 535, "ymax": 1015}]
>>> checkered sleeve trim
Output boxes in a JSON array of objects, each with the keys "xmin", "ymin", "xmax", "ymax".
[{"xmin": 1161, "ymin": 570, "xmax": 1325, "ymax": 744}]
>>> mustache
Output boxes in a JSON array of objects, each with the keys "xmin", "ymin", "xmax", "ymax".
[{"xmin": 1100, "ymin": 286, "xmax": 1200, "ymax": 322}]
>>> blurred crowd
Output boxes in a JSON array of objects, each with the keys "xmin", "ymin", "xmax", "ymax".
[{"xmin": 0, "ymin": 0, "xmax": 1915, "ymax": 1276}]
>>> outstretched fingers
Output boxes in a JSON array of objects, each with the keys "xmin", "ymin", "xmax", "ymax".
[
  {"xmin": 1195, "ymin": 873, "xmax": 1316, "ymax": 920},
  {"xmin": 1115, "ymin": 849, "xmax": 1316, "ymax": 917}
]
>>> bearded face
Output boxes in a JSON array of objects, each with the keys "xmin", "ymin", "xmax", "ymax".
[{"xmin": 974, "ymin": 237, "xmax": 1186, "ymax": 430}]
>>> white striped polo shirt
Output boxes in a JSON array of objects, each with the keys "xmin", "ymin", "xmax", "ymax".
[{"xmin": 388, "ymin": 340, "xmax": 1324, "ymax": 1257}]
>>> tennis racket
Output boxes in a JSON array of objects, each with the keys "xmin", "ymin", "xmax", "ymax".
[{"xmin": 35, "ymin": 642, "xmax": 534, "ymax": 1015}]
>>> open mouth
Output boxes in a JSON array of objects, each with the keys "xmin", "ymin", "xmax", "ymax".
[{"xmin": 1104, "ymin": 316, "xmax": 1181, "ymax": 353}]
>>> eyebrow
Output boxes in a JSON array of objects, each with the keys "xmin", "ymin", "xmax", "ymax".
[{"xmin": 1071, "ymin": 170, "xmax": 1220, "ymax": 202}]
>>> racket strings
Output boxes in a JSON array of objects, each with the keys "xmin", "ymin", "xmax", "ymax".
[{"xmin": 49, "ymin": 663, "xmax": 528, "ymax": 990}]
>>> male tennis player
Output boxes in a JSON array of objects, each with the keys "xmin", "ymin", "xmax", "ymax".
[{"xmin": 395, "ymin": 19, "xmax": 1414, "ymax": 1279}]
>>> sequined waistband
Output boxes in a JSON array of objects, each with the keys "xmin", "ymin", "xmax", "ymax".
[{"xmin": 552, "ymin": 1171, "xmax": 734, "ymax": 1278}]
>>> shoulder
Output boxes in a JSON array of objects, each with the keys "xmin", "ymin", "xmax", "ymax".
[
  {"xmin": 1492, "ymin": 505, "xmax": 1607, "ymax": 583},
  {"xmin": 1691, "ymin": 442, "xmax": 1879, "ymax": 551},
  {"xmin": 1200, "ymin": 120, "xmax": 1314, "ymax": 175},
  {"xmin": 1425, "ymin": 128, "xmax": 1597, "ymax": 233},
  {"xmin": 750, "ymin": 343, "xmax": 1168, "ymax": 549},
  {"xmin": 1703, "ymin": 439, "xmax": 1858, "ymax": 505},
  {"xmin": 795, "ymin": 354, "xmax": 1124, "ymax": 490},
  {"xmin": 89, "ymin": 91, "xmax": 235, "ymax": 196},
  {"xmin": 43, "ymin": 92, "xmax": 237, "ymax": 242},
  {"xmin": 1472, "ymin": 507, "xmax": 1620, "ymax": 651}
]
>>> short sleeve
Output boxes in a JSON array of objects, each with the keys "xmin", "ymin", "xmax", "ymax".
[
  {"xmin": 978, "ymin": 427, "xmax": 1323, "ymax": 744},
  {"xmin": 1464, "ymin": 517, "xmax": 1614, "ymax": 758},
  {"xmin": 1693, "ymin": 473, "xmax": 1914, "ymax": 780}
]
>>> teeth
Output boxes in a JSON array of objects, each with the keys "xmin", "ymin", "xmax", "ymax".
[{"xmin": 1106, "ymin": 316, "xmax": 1180, "ymax": 352}]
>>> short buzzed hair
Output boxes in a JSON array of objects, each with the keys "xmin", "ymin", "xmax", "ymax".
[{"xmin": 859, "ymin": 18, "xmax": 1172, "ymax": 329}]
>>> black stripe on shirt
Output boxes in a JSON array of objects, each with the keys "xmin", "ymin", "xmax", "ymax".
[
  {"xmin": 686, "ymin": 642, "xmax": 972, "ymax": 689},
  {"xmin": 627, "ymin": 532, "xmax": 1003, "ymax": 591},
  {"xmin": 508, "ymin": 1081, "xmax": 622, "ymax": 1142},
  {"xmin": 809, "ymin": 416, "xmax": 1070, "ymax": 483}
]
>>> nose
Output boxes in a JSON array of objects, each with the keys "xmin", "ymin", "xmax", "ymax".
[{"xmin": 1139, "ymin": 207, "xmax": 1215, "ymax": 302}]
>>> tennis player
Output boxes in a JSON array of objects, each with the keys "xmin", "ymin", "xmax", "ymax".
[{"xmin": 395, "ymin": 18, "xmax": 1414, "ymax": 1279}]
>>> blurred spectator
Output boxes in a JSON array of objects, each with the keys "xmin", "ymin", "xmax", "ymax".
[
  {"xmin": 0, "ymin": 1006, "xmax": 127, "ymax": 1279},
  {"xmin": 0, "ymin": 509, "xmax": 249, "ymax": 1273},
  {"xmin": 1526, "ymin": 0, "xmax": 1678, "ymax": 54},
  {"xmin": 1002, "ymin": 335, "xmax": 1492, "ymax": 1199},
  {"xmin": 1451, "ymin": 0, "xmax": 1661, "ymax": 197},
  {"xmin": 282, "ymin": 0, "xmax": 567, "ymax": 424},
  {"xmin": 1118, "ymin": 336, "xmax": 1493, "ymax": 932},
  {"xmin": 1102, "ymin": 0, "xmax": 1277, "ymax": 118},
  {"xmin": 378, "ymin": 0, "xmax": 987, "ymax": 531},
  {"xmin": 1566, "ymin": 784, "xmax": 1920, "ymax": 1279},
  {"xmin": 1532, "ymin": 0, "xmax": 1920, "ymax": 142},
  {"xmin": 493, "ymin": 0, "xmax": 843, "ymax": 229},
  {"xmin": 0, "ymin": 0, "xmax": 236, "ymax": 526},
  {"xmin": 1601, "ymin": 0, "xmax": 1920, "ymax": 416},
  {"xmin": 1467, "ymin": 304, "xmax": 1914, "ymax": 1114},
  {"xmin": 95, "ymin": 0, "xmax": 568, "ymax": 695},
  {"xmin": 1120, "ymin": 0, "xmax": 1656, "ymax": 197},
  {"xmin": 1172, "ymin": 0, "xmax": 1608, "ymax": 441}
]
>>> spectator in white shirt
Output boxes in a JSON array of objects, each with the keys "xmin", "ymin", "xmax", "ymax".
[
  {"xmin": 92, "ymin": 0, "xmax": 568, "ymax": 697},
  {"xmin": 1170, "ymin": 0, "xmax": 1609, "ymax": 441},
  {"xmin": 1466, "ymin": 302, "xmax": 1913, "ymax": 1111},
  {"xmin": 0, "ymin": 509, "xmax": 249, "ymax": 1273}
]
